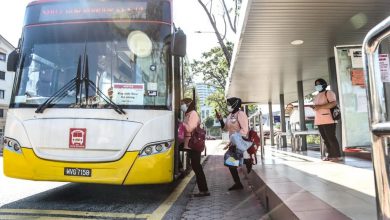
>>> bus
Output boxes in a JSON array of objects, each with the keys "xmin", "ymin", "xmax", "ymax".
[{"xmin": 4, "ymin": 0, "xmax": 188, "ymax": 185}]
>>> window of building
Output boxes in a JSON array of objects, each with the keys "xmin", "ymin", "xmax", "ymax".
[
  {"xmin": 0, "ymin": 52, "xmax": 6, "ymax": 61},
  {"xmin": 0, "ymin": 90, "xmax": 4, "ymax": 99},
  {"xmin": 0, "ymin": 109, "xmax": 3, "ymax": 118},
  {"xmin": 0, "ymin": 71, "xmax": 5, "ymax": 80}
]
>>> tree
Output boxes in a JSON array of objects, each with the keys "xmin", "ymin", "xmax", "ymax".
[
  {"xmin": 205, "ymin": 117, "xmax": 214, "ymax": 129},
  {"xmin": 204, "ymin": 116, "xmax": 215, "ymax": 136},
  {"xmin": 191, "ymin": 43, "xmax": 233, "ymax": 117},
  {"xmin": 197, "ymin": 0, "xmax": 242, "ymax": 65},
  {"xmin": 191, "ymin": 42, "xmax": 233, "ymax": 91}
]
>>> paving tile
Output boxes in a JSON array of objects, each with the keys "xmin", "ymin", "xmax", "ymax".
[{"xmin": 181, "ymin": 155, "xmax": 267, "ymax": 219}]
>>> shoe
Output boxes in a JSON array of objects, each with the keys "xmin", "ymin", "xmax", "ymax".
[
  {"xmin": 228, "ymin": 183, "xmax": 243, "ymax": 191},
  {"xmin": 329, "ymin": 157, "xmax": 342, "ymax": 162},
  {"xmin": 193, "ymin": 191, "xmax": 210, "ymax": 197},
  {"xmin": 322, "ymin": 157, "xmax": 330, "ymax": 161}
]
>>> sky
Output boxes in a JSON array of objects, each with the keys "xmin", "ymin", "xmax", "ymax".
[{"xmin": 0, "ymin": 0, "xmax": 231, "ymax": 61}]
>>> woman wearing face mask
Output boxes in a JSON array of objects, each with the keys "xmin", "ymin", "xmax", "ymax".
[
  {"xmin": 181, "ymin": 98, "xmax": 210, "ymax": 197},
  {"xmin": 313, "ymin": 78, "xmax": 342, "ymax": 162},
  {"xmin": 216, "ymin": 97, "xmax": 249, "ymax": 190}
]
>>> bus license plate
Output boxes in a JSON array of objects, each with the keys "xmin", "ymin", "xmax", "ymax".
[{"xmin": 64, "ymin": 168, "xmax": 91, "ymax": 177}]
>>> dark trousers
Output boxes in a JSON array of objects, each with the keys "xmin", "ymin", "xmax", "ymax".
[
  {"xmin": 318, "ymin": 123, "xmax": 341, "ymax": 158},
  {"xmin": 190, "ymin": 151, "xmax": 208, "ymax": 192},
  {"xmin": 229, "ymin": 167, "xmax": 241, "ymax": 184}
]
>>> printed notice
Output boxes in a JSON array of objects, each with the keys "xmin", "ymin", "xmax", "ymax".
[
  {"xmin": 147, "ymin": 82, "xmax": 158, "ymax": 96},
  {"xmin": 379, "ymin": 54, "xmax": 390, "ymax": 82},
  {"xmin": 113, "ymin": 83, "xmax": 144, "ymax": 105},
  {"xmin": 350, "ymin": 49, "xmax": 363, "ymax": 68}
]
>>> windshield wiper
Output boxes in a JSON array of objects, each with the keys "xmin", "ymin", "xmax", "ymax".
[
  {"xmin": 82, "ymin": 54, "xmax": 126, "ymax": 114},
  {"xmin": 35, "ymin": 53, "xmax": 126, "ymax": 115},
  {"xmin": 35, "ymin": 56, "xmax": 82, "ymax": 113}
]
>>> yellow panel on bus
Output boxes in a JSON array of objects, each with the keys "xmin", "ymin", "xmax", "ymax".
[{"xmin": 3, "ymin": 147, "xmax": 174, "ymax": 185}]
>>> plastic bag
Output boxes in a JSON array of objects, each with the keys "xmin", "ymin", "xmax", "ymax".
[{"xmin": 230, "ymin": 132, "xmax": 253, "ymax": 152}]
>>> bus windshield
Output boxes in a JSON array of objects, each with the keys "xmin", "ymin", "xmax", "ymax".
[{"xmin": 12, "ymin": 22, "xmax": 172, "ymax": 109}]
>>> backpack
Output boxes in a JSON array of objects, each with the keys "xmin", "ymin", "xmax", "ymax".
[
  {"xmin": 189, "ymin": 124, "xmax": 206, "ymax": 152},
  {"xmin": 247, "ymin": 130, "xmax": 260, "ymax": 165}
]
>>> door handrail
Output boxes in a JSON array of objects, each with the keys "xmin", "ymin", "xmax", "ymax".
[{"xmin": 362, "ymin": 16, "xmax": 390, "ymax": 220}]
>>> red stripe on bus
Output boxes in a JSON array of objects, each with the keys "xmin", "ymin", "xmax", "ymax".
[{"xmin": 25, "ymin": 19, "xmax": 171, "ymax": 28}]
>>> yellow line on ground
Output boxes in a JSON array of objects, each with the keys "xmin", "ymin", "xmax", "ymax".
[
  {"xmin": 0, "ymin": 215, "xmax": 83, "ymax": 220},
  {"xmin": 147, "ymin": 172, "xmax": 195, "ymax": 220},
  {"xmin": 0, "ymin": 209, "xmax": 150, "ymax": 219},
  {"xmin": 147, "ymin": 156, "xmax": 208, "ymax": 220}
]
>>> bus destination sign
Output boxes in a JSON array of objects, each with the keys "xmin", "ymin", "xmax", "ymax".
[{"xmin": 39, "ymin": 2, "xmax": 147, "ymax": 22}]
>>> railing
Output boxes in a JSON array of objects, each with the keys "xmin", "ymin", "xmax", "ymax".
[
  {"xmin": 248, "ymin": 112, "xmax": 264, "ymax": 158},
  {"xmin": 363, "ymin": 16, "xmax": 390, "ymax": 220},
  {"xmin": 289, "ymin": 130, "xmax": 326, "ymax": 159}
]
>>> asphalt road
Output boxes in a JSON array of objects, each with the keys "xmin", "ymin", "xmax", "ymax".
[{"xmin": 0, "ymin": 141, "xmax": 223, "ymax": 219}]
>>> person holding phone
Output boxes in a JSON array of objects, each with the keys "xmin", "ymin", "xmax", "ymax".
[{"xmin": 216, "ymin": 97, "xmax": 249, "ymax": 191}]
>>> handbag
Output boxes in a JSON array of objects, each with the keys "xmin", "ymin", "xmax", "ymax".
[
  {"xmin": 325, "ymin": 91, "xmax": 341, "ymax": 121},
  {"xmin": 188, "ymin": 124, "xmax": 206, "ymax": 152},
  {"xmin": 178, "ymin": 122, "xmax": 185, "ymax": 143},
  {"xmin": 224, "ymin": 147, "xmax": 242, "ymax": 167}
]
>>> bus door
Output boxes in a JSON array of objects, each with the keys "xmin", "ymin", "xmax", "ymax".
[{"xmin": 363, "ymin": 16, "xmax": 390, "ymax": 220}]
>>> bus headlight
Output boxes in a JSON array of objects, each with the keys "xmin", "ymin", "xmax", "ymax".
[
  {"xmin": 4, "ymin": 137, "xmax": 22, "ymax": 154},
  {"xmin": 144, "ymin": 146, "xmax": 153, "ymax": 155},
  {"xmin": 140, "ymin": 141, "xmax": 173, "ymax": 157}
]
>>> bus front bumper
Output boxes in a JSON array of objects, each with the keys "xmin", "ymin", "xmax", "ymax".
[{"xmin": 3, "ymin": 147, "xmax": 174, "ymax": 185}]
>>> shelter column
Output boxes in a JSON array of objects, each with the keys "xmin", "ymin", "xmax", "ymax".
[
  {"xmin": 268, "ymin": 102, "xmax": 274, "ymax": 146},
  {"xmin": 297, "ymin": 81, "xmax": 307, "ymax": 150},
  {"xmin": 280, "ymin": 94, "xmax": 287, "ymax": 148}
]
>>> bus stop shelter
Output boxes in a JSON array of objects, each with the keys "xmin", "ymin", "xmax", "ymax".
[{"xmin": 226, "ymin": 0, "xmax": 390, "ymax": 219}]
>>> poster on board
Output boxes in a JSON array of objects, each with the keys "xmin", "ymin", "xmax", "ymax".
[
  {"xmin": 113, "ymin": 83, "xmax": 144, "ymax": 105},
  {"xmin": 350, "ymin": 49, "xmax": 363, "ymax": 68},
  {"xmin": 379, "ymin": 54, "xmax": 390, "ymax": 82}
]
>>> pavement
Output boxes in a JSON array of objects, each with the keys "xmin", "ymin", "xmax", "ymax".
[
  {"xmin": 250, "ymin": 145, "xmax": 377, "ymax": 220},
  {"xmin": 181, "ymin": 142, "xmax": 268, "ymax": 220}
]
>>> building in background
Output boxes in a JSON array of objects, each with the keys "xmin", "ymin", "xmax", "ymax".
[
  {"xmin": 0, "ymin": 35, "xmax": 15, "ymax": 146},
  {"xmin": 195, "ymin": 83, "xmax": 216, "ymax": 120}
]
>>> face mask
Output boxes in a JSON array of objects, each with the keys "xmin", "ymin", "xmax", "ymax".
[
  {"xmin": 181, "ymin": 104, "xmax": 188, "ymax": 112},
  {"xmin": 227, "ymin": 106, "xmax": 233, "ymax": 113},
  {"xmin": 315, "ymin": 85, "xmax": 323, "ymax": 92}
]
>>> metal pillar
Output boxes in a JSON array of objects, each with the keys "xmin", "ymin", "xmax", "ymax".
[
  {"xmin": 268, "ymin": 102, "xmax": 274, "ymax": 146},
  {"xmin": 328, "ymin": 57, "xmax": 343, "ymax": 156},
  {"xmin": 297, "ymin": 81, "xmax": 307, "ymax": 150},
  {"xmin": 258, "ymin": 112, "xmax": 264, "ymax": 158},
  {"xmin": 280, "ymin": 94, "xmax": 287, "ymax": 148}
]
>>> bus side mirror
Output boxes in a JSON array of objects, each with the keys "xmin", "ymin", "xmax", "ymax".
[
  {"xmin": 7, "ymin": 50, "xmax": 20, "ymax": 72},
  {"xmin": 171, "ymin": 28, "xmax": 186, "ymax": 57}
]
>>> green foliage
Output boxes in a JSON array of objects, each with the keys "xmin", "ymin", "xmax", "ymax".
[
  {"xmin": 307, "ymin": 135, "xmax": 320, "ymax": 144},
  {"xmin": 191, "ymin": 42, "xmax": 234, "ymax": 118},
  {"xmin": 191, "ymin": 42, "xmax": 234, "ymax": 91},
  {"xmin": 246, "ymin": 104, "xmax": 259, "ymax": 116},
  {"xmin": 206, "ymin": 89, "xmax": 228, "ymax": 116},
  {"xmin": 204, "ymin": 117, "xmax": 214, "ymax": 129}
]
